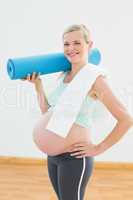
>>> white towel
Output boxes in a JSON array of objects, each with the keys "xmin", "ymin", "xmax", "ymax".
[{"xmin": 46, "ymin": 63, "xmax": 108, "ymax": 138}]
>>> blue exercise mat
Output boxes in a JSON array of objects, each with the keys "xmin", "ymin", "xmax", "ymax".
[{"xmin": 7, "ymin": 48, "xmax": 101, "ymax": 80}]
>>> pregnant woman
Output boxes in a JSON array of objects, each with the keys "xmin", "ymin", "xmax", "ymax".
[{"xmin": 22, "ymin": 24, "xmax": 133, "ymax": 200}]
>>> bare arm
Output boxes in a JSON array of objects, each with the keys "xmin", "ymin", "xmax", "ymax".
[
  {"xmin": 93, "ymin": 75, "xmax": 133, "ymax": 154},
  {"xmin": 34, "ymin": 78, "xmax": 50, "ymax": 114},
  {"xmin": 22, "ymin": 72, "xmax": 50, "ymax": 114}
]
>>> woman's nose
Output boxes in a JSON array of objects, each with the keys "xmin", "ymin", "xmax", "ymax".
[{"xmin": 68, "ymin": 44, "xmax": 75, "ymax": 51}]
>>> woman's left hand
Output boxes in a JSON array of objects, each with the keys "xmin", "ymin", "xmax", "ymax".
[{"xmin": 68, "ymin": 141, "xmax": 101, "ymax": 158}]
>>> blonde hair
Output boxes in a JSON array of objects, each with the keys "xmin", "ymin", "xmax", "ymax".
[{"xmin": 62, "ymin": 24, "xmax": 91, "ymax": 43}]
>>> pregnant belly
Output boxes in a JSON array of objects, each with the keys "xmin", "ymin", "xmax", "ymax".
[{"xmin": 33, "ymin": 108, "xmax": 91, "ymax": 156}]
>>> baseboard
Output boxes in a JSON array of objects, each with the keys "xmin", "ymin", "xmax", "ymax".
[
  {"xmin": 0, "ymin": 156, "xmax": 133, "ymax": 170},
  {"xmin": 0, "ymin": 156, "xmax": 44, "ymax": 165}
]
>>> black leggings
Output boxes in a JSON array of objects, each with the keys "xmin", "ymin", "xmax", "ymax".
[{"xmin": 47, "ymin": 152, "xmax": 94, "ymax": 200}]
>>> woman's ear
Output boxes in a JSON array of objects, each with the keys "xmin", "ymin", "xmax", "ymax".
[{"xmin": 88, "ymin": 40, "xmax": 93, "ymax": 49}]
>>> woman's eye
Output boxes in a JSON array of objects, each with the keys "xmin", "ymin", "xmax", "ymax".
[
  {"xmin": 64, "ymin": 43, "xmax": 69, "ymax": 46},
  {"xmin": 75, "ymin": 42, "xmax": 80, "ymax": 45},
  {"xmin": 64, "ymin": 42, "xmax": 80, "ymax": 46}
]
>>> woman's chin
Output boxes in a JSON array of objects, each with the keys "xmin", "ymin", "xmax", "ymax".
[
  {"xmin": 69, "ymin": 59, "xmax": 80, "ymax": 64},
  {"xmin": 66, "ymin": 55, "xmax": 80, "ymax": 63}
]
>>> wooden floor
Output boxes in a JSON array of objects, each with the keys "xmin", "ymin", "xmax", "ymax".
[{"xmin": 0, "ymin": 160, "xmax": 133, "ymax": 200}]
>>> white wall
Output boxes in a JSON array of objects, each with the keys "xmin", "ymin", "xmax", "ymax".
[{"xmin": 0, "ymin": 0, "xmax": 133, "ymax": 162}]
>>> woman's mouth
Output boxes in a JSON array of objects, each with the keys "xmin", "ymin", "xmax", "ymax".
[{"xmin": 68, "ymin": 52, "xmax": 79, "ymax": 58}]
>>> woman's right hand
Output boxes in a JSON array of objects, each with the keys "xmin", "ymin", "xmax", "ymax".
[
  {"xmin": 21, "ymin": 72, "xmax": 43, "ymax": 93},
  {"xmin": 21, "ymin": 72, "xmax": 41, "ymax": 84}
]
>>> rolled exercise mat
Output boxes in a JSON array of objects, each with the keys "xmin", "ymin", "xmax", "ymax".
[{"xmin": 7, "ymin": 48, "xmax": 101, "ymax": 80}]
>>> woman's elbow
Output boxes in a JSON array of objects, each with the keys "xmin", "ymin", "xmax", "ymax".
[
  {"xmin": 118, "ymin": 114, "xmax": 133, "ymax": 127},
  {"xmin": 122, "ymin": 116, "xmax": 133, "ymax": 128},
  {"xmin": 40, "ymin": 105, "xmax": 51, "ymax": 114},
  {"xmin": 40, "ymin": 108, "xmax": 48, "ymax": 114},
  {"xmin": 127, "ymin": 117, "xmax": 133, "ymax": 126}
]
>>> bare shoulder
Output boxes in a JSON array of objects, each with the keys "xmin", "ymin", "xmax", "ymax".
[
  {"xmin": 92, "ymin": 75, "xmax": 133, "ymax": 121},
  {"xmin": 92, "ymin": 74, "xmax": 110, "ymax": 98},
  {"xmin": 88, "ymin": 74, "xmax": 107, "ymax": 99}
]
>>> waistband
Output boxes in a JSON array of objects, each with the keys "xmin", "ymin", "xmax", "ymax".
[{"xmin": 47, "ymin": 151, "xmax": 94, "ymax": 165}]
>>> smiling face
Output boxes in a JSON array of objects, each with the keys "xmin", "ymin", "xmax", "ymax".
[{"xmin": 63, "ymin": 30, "xmax": 93, "ymax": 65}]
